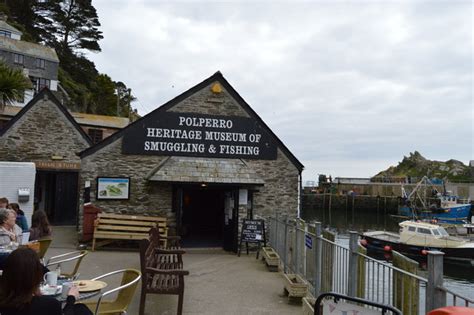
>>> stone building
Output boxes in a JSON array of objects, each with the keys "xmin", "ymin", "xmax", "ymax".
[
  {"xmin": 79, "ymin": 72, "xmax": 303, "ymax": 252},
  {"xmin": 0, "ymin": 15, "xmax": 60, "ymax": 106},
  {"xmin": 0, "ymin": 89, "xmax": 91, "ymax": 224}
]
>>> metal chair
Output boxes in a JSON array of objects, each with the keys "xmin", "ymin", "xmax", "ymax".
[
  {"xmin": 45, "ymin": 250, "xmax": 88, "ymax": 280},
  {"xmin": 83, "ymin": 269, "xmax": 141, "ymax": 315},
  {"xmin": 37, "ymin": 238, "xmax": 52, "ymax": 260}
]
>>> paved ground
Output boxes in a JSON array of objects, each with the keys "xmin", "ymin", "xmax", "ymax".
[{"xmin": 48, "ymin": 226, "xmax": 302, "ymax": 314}]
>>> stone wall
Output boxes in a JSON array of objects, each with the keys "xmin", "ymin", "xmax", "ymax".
[
  {"xmin": 0, "ymin": 95, "xmax": 89, "ymax": 162},
  {"xmin": 79, "ymin": 79, "xmax": 300, "ymax": 235}
]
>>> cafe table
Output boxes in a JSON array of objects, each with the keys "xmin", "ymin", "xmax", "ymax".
[{"xmin": 55, "ymin": 279, "xmax": 107, "ymax": 302}]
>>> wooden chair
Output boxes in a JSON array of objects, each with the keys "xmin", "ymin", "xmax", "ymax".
[
  {"xmin": 83, "ymin": 269, "xmax": 141, "ymax": 315},
  {"xmin": 45, "ymin": 250, "xmax": 88, "ymax": 280}
]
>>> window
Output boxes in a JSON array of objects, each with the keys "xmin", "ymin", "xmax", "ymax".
[
  {"xmin": 432, "ymin": 229, "xmax": 440, "ymax": 236},
  {"xmin": 88, "ymin": 128, "xmax": 103, "ymax": 144},
  {"xmin": 13, "ymin": 53, "xmax": 24, "ymax": 65},
  {"xmin": 0, "ymin": 30, "xmax": 11, "ymax": 38},
  {"xmin": 36, "ymin": 58, "xmax": 46, "ymax": 69},
  {"xmin": 408, "ymin": 226, "xmax": 416, "ymax": 232},
  {"xmin": 417, "ymin": 228, "xmax": 431, "ymax": 235},
  {"xmin": 30, "ymin": 77, "xmax": 50, "ymax": 92}
]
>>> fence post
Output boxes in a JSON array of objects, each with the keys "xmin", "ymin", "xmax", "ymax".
[
  {"xmin": 348, "ymin": 231, "xmax": 359, "ymax": 297},
  {"xmin": 426, "ymin": 251, "xmax": 446, "ymax": 312},
  {"xmin": 283, "ymin": 215, "xmax": 289, "ymax": 274},
  {"xmin": 314, "ymin": 222, "xmax": 322, "ymax": 298}
]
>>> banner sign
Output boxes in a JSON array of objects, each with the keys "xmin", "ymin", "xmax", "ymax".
[{"xmin": 122, "ymin": 112, "xmax": 277, "ymax": 160}]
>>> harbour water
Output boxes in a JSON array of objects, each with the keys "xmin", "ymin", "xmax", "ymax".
[{"xmin": 301, "ymin": 204, "xmax": 474, "ymax": 303}]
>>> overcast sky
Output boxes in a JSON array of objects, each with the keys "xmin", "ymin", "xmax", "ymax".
[{"xmin": 88, "ymin": 0, "xmax": 473, "ymax": 183}]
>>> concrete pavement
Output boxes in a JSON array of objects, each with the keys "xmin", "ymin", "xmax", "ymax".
[{"xmin": 47, "ymin": 226, "xmax": 301, "ymax": 315}]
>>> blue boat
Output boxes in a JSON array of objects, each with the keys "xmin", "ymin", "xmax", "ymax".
[{"xmin": 398, "ymin": 177, "xmax": 472, "ymax": 224}]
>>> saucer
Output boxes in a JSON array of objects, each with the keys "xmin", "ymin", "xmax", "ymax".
[{"xmin": 40, "ymin": 285, "xmax": 62, "ymax": 296}]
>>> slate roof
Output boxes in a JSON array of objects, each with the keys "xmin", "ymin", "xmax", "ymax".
[
  {"xmin": 80, "ymin": 71, "xmax": 304, "ymax": 172},
  {"xmin": 0, "ymin": 20, "xmax": 22, "ymax": 36},
  {"xmin": 146, "ymin": 156, "xmax": 265, "ymax": 185},
  {"xmin": 1, "ymin": 105, "xmax": 130, "ymax": 129},
  {"xmin": 0, "ymin": 36, "xmax": 58, "ymax": 62},
  {"xmin": 0, "ymin": 88, "xmax": 92, "ymax": 146}
]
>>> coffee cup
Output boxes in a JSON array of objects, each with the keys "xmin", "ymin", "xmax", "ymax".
[
  {"xmin": 61, "ymin": 282, "xmax": 73, "ymax": 298},
  {"xmin": 43, "ymin": 271, "xmax": 58, "ymax": 287}
]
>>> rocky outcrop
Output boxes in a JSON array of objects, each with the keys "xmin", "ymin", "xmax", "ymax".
[{"xmin": 374, "ymin": 151, "xmax": 471, "ymax": 181}]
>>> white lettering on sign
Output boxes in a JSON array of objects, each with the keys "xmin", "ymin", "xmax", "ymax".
[
  {"xmin": 179, "ymin": 116, "xmax": 233, "ymax": 129},
  {"xmin": 144, "ymin": 141, "xmax": 205, "ymax": 153},
  {"xmin": 137, "ymin": 114, "xmax": 271, "ymax": 158}
]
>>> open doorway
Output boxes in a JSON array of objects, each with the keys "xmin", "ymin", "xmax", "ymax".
[
  {"xmin": 35, "ymin": 171, "xmax": 78, "ymax": 225},
  {"xmin": 176, "ymin": 185, "xmax": 238, "ymax": 251}
]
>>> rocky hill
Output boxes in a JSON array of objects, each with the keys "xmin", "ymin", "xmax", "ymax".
[{"xmin": 374, "ymin": 151, "xmax": 471, "ymax": 181}]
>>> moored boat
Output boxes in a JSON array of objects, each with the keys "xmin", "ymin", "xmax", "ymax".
[
  {"xmin": 360, "ymin": 220, "xmax": 474, "ymax": 264},
  {"xmin": 398, "ymin": 177, "xmax": 472, "ymax": 224}
]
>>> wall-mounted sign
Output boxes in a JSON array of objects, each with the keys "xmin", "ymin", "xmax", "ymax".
[
  {"xmin": 96, "ymin": 177, "xmax": 130, "ymax": 200},
  {"xmin": 35, "ymin": 161, "xmax": 81, "ymax": 170},
  {"xmin": 122, "ymin": 112, "xmax": 277, "ymax": 160}
]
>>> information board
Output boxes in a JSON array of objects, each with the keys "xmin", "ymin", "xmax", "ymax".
[{"xmin": 238, "ymin": 219, "xmax": 266, "ymax": 257}]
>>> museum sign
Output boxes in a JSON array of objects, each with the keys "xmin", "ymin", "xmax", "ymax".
[{"xmin": 122, "ymin": 112, "xmax": 277, "ymax": 159}]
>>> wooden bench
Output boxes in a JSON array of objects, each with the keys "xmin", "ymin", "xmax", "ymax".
[
  {"xmin": 92, "ymin": 213, "xmax": 168, "ymax": 251},
  {"xmin": 139, "ymin": 237, "xmax": 189, "ymax": 315},
  {"xmin": 149, "ymin": 226, "xmax": 181, "ymax": 249}
]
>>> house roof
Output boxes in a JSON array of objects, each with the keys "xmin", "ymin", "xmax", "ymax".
[
  {"xmin": 79, "ymin": 71, "xmax": 304, "ymax": 172},
  {"xmin": 0, "ymin": 36, "xmax": 58, "ymax": 62},
  {"xmin": 1, "ymin": 104, "xmax": 130, "ymax": 129},
  {"xmin": 0, "ymin": 88, "xmax": 92, "ymax": 146},
  {"xmin": 0, "ymin": 20, "xmax": 22, "ymax": 36},
  {"xmin": 146, "ymin": 156, "xmax": 265, "ymax": 185}
]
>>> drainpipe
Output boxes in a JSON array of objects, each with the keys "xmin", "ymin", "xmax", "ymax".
[{"xmin": 297, "ymin": 170, "xmax": 302, "ymax": 218}]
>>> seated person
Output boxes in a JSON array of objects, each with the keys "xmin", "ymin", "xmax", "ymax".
[
  {"xmin": 0, "ymin": 208, "xmax": 22, "ymax": 246},
  {"xmin": 0, "ymin": 247, "xmax": 93, "ymax": 315},
  {"xmin": 10, "ymin": 203, "xmax": 29, "ymax": 232},
  {"xmin": 0, "ymin": 197, "xmax": 9, "ymax": 209},
  {"xmin": 29, "ymin": 210, "xmax": 52, "ymax": 241}
]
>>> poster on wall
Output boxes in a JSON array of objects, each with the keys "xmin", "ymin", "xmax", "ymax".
[{"xmin": 96, "ymin": 177, "xmax": 130, "ymax": 200}]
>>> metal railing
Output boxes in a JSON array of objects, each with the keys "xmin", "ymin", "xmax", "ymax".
[{"xmin": 267, "ymin": 214, "xmax": 474, "ymax": 313}]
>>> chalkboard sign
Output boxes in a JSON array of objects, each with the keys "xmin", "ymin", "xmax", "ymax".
[{"xmin": 238, "ymin": 219, "xmax": 266, "ymax": 257}]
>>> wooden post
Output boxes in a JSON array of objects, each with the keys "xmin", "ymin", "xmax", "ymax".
[
  {"xmin": 393, "ymin": 251, "xmax": 419, "ymax": 315},
  {"xmin": 348, "ymin": 231, "xmax": 359, "ymax": 297},
  {"xmin": 426, "ymin": 251, "xmax": 446, "ymax": 312},
  {"xmin": 351, "ymin": 195, "xmax": 355, "ymax": 225},
  {"xmin": 328, "ymin": 193, "xmax": 332, "ymax": 225}
]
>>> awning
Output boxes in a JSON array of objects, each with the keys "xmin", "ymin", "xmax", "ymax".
[{"xmin": 146, "ymin": 156, "xmax": 265, "ymax": 185}]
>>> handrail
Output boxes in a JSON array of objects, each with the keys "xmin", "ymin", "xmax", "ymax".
[
  {"xmin": 314, "ymin": 292, "xmax": 402, "ymax": 315},
  {"xmin": 436, "ymin": 285, "xmax": 474, "ymax": 305}
]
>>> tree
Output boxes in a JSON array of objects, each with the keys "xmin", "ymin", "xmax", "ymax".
[
  {"xmin": 0, "ymin": 62, "xmax": 32, "ymax": 111},
  {"xmin": 5, "ymin": 0, "xmax": 57, "ymax": 44},
  {"xmin": 50, "ymin": 0, "xmax": 103, "ymax": 56}
]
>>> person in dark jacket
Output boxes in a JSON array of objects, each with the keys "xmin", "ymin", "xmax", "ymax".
[
  {"xmin": 0, "ymin": 248, "xmax": 92, "ymax": 315},
  {"xmin": 9, "ymin": 203, "xmax": 28, "ymax": 232}
]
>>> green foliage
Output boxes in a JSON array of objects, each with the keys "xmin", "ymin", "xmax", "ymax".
[
  {"xmin": 375, "ymin": 152, "xmax": 471, "ymax": 181},
  {"xmin": 0, "ymin": 62, "xmax": 32, "ymax": 109},
  {"xmin": 3, "ymin": 0, "xmax": 135, "ymax": 117}
]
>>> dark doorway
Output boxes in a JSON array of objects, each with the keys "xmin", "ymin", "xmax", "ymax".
[
  {"xmin": 35, "ymin": 171, "xmax": 78, "ymax": 225},
  {"xmin": 177, "ymin": 186, "xmax": 237, "ymax": 250}
]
